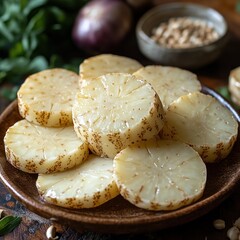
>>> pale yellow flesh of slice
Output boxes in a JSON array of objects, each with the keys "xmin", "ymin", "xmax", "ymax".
[
  {"xmin": 113, "ymin": 139, "xmax": 207, "ymax": 211},
  {"xmin": 17, "ymin": 68, "xmax": 80, "ymax": 127},
  {"xmin": 229, "ymin": 67, "xmax": 240, "ymax": 105},
  {"xmin": 133, "ymin": 65, "xmax": 201, "ymax": 110},
  {"xmin": 72, "ymin": 73, "xmax": 165, "ymax": 158},
  {"xmin": 162, "ymin": 92, "xmax": 238, "ymax": 162},
  {"xmin": 79, "ymin": 54, "xmax": 143, "ymax": 81},
  {"xmin": 4, "ymin": 120, "xmax": 89, "ymax": 174},
  {"xmin": 36, "ymin": 154, "xmax": 119, "ymax": 209}
]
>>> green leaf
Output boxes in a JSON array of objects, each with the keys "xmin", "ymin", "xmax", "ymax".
[
  {"xmin": 23, "ymin": 0, "xmax": 47, "ymax": 16},
  {"xmin": 0, "ymin": 0, "xmax": 86, "ymax": 92},
  {"xmin": 48, "ymin": 6, "xmax": 66, "ymax": 23},
  {"xmin": 216, "ymin": 86, "xmax": 231, "ymax": 101},
  {"xmin": 20, "ymin": 0, "xmax": 28, "ymax": 12},
  {"xmin": 7, "ymin": 18, "xmax": 22, "ymax": 36},
  {"xmin": 0, "ymin": 85, "xmax": 19, "ymax": 101},
  {"xmin": 217, "ymin": 86, "xmax": 240, "ymax": 110},
  {"xmin": 0, "ymin": 20, "xmax": 14, "ymax": 42},
  {"xmin": 28, "ymin": 56, "xmax": 48, "ymax": 72},
  {"xmin": 63, "ymin": 58, "xmax": 83, "ymax": 73},
  {"xmin": 0, "ymin": 57, "xmax": 30, "ymax": 73},
  {"xmin": 29, "ymin": 33, "xmax": 38, "ymax": 53},
  {"xmin": 1, "ymin": 2, "xmax": 21, "ymax": 22},
  {"xmin": 49, "ymin": 54, "xmax": 62, "ymax": 68},
  {"xmin": 0, "ymin": 56, "xmax": 48, "ymax": 83},
  {"xmin": 1, "ymin": 56, "xmax": 47, "ymax": 73},
  {"xmin": 0, "ymin": 215, "xmax": 21, "ymax": 236},
  {"xmin": 0, "ymin": 72, "xmax": 7, "ymax": 83},
  {"xmin": 25, "ymin": 9, "xmax": 46, "ymax": 34},
  {"xmin": 9, "ymin": 41, "xmax": 25, "ymax": 58}
]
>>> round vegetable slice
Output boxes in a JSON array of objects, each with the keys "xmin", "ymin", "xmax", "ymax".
[
  {"xmin": 36, "ymin": 154, "xmax": 119, "ymax": 209},
  {"xmin": 72, "ymin": 73, "xmax": 165, "ymax": 158},
  {"xmin": 4, "ymin": 120, "xmax": 88, "ymax": 174},
  {"xmin": 162, "ymin": 92, "xmax": 238, "ymax": 162},
  {"xmin": 79, "ymin": 54, "xmax": 142, "ymax": 81},
  {"xmin": 133, "ymin": 65, "xmax": 201, "ymax": 110},
  {"xmin": 113, "ymin": 139, "xmax": 207, "ymax": 211},
  {"xmin": 18, "ymin": 68, "xmax": 79, "ymax": 127},
  {"xmin": 229, "ymin": 66, "xmax": 240, "ymax": 105}
]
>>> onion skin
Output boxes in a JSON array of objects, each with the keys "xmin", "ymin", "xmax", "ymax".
[{"xmin": 72, "ymin": 0, "xmax": 132, "ymax": 54}]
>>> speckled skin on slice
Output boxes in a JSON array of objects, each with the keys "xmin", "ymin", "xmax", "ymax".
[
  {"xmin": 36, "ymin": 154, "xmax": 119, "ymax": 209},
  {"xmin": 17, "ymin": 68, "xmax": 80, "ymax": 127},
  {"xmin": 79, "ymin": 54, "xmax": 143, "ymax": 81},
  {"xmin": 113, "ymin": 139, "xmax": 207, "ymax": 211},
  {"xmin": 162, "ymin": 92, "xmax": 238, "ymax": 163},
  {"xmin": 4, "ymin": 119, "xmax": 89, "ymax": 174},
  {"xmin": 72, "ymin": 73, "xmax": 165, "ymax": 158},
  {"xmin": 133, "ymin": 65, "xmax": 201, "ymax": 110}
]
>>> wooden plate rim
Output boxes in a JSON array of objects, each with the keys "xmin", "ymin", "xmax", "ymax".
[{"xmin": 0, "ymin": 86, "xmax": 239, "ymax": 233}]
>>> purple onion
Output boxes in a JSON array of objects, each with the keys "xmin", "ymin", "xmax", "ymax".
[{"xmin": 72, "ymin": 0, "xmax": 132, "ymax": 54}]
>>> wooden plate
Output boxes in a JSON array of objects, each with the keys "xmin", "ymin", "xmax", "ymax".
[{"xmin": 0, "ymin": 86, "xmax": 240, "ymax": 234}]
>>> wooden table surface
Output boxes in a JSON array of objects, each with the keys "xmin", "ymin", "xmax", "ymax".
[{"xmin": 0, "ymin": 1, "xmax": 240, "ymax": 239}]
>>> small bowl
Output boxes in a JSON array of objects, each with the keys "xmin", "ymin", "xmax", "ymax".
[{"xmin": 136, "ymin": 3, "xmax": 229, "ymax": 69}]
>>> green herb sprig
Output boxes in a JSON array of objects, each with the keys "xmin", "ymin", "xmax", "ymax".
[
  {"xmin": 0, "ymin": 215, "xmax": 21, "ymax": 236},
  {"xmin": 0, "ymin": 0, "xmax": 87, "ymax": 100},
  {"xmin": 217, "ymin": 86, "xmax": 240, "ymax": 110}
]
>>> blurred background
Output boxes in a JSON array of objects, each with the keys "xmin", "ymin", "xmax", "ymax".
[{"xmin": 0, "ymin": 0, "xmax": 239, "ymax": 109}]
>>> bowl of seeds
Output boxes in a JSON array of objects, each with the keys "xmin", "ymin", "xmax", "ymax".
[{"xmin": 136, "ymin": 3, "xmax": 229, "ymax": 69}]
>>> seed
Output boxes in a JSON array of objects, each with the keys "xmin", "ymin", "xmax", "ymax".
[
  {"xmin": 227, "ymin": 226, "xmax": 240, "ymax": 240},
  {"xmin": 0, "ymin": 209, "xmax": 4, "ymax": 219},
  {"xmin": 151, "ymin": 17, "xmax": 219, "ymax": 49},
  {"xmin": 46, "ymin": 225, "xmax": 58, "ymax": 240},
  {"xmin": 234, "ymin": 217, "xmax": 240, "ymax": 229},
  {"xmin": 155, "ymin": 27, "xmax": 164, "ymax": 37},
  {"xmin": 213, "ymin": 219, "xmax": 225, "ymax": 230}
]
